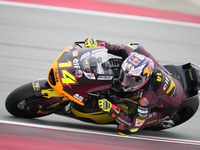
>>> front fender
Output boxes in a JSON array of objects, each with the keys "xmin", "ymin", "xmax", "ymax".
[{"xmin": 32, "ymin": 79, "xmax": 63, "ymax": 99}]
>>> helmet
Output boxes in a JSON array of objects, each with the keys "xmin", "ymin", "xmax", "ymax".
[{"xmin": 120, "ymin": 53, "xmax": 154, "ymax": 92}]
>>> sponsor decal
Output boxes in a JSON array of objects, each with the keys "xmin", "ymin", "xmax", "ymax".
[
  {"xmin": 138, "ymin": 113, "xmax": 147, "ymax": 119},
  {"xmin": 53, "ymin": 68, "xmax": 60, "ymax": 82},
  {"xmin": 137, "ymin": 106, "xmax": 148, "ymax": 114},
  {"xmin": 80, "ymin": 52, "xmax": 90, "ymax": 61},
  {"xmin": 146, "ymin": 119, "xmax": 160, "ymax": 125},
  {"xmin": 146, "ymin": 116, "xmax": 169, "ymax": 125},
  {"xmin": 75, "ymin": 70, "xmax": 83, "ymax": 77},
  {"xmin": 147, "ymin": 112, "xmax": 157, "ymax": 119},
  {"xmin": 153, "ymin": 112, "xmax": 157, "ymax": 117},
  {"xmin": 32, "ymin": 81, "xmax": 40, "ymax": 91},
  {"xmin": 139, "ymin": 98, "xmax": 149, "ymax": 106},
  {"xmin": 116, "ymin": 117, "xmax": 131, "ymax": 126},
  {"xmin": 65, "ymin": 45, "xmax": 73, "ymax": 53},
  {"xmin": 111, "ymin": 114, "xmax": 116, "ymax": 118},
  {"xmin": 127, "ymin": 56, "xmax": 140, "ymax": 67},
  {"xmin": 130, "ymin": 68, "xmax": 142, "ymax": 75},
  {"xmin": 137, "ymin": 109, "xmax": 148, "ymax": 114},
  {"xmin": 97, "ymin": 76, "xmax": 113, "ymax": 80},
  {"xmin": 73, "ymin": 94, "xmax": 84, "ymax": 102},
  {"xmin": 73, "ymin": 58, "xmax": 80, "ymax": 70},
  {"xmin": 135, "ymin": 118, "xmax": 145, "ymax": 127},
  {"xmin": 126, "ymin": 53, "xmax": 145, "ymax": 67},
  {"xmin": 127, "ymin": 64, "xmax": 132, "ymax": 70},
  {"xmin": 158, "ymin": 72, "xmax": 176, "ymax": 97},
  {"xmin": 73, "ymin": 51, "xmax": 78, "ymax": 57},
  {"xmin": 188, "ymin": 69, "xmax": 194, "ymax": 81},
  {"xmin": 83, "ymin": 72, "xmax": 95, "ymax": 80},
  {"xmin": 118, "ymin": 124, "xmax": 125, "ymax": 130},
  {"xmin": 163, "ymin": 73, "xmax": 170, "ymax": 91}
]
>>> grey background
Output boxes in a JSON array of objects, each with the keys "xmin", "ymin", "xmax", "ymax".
[
  {"xmin": 102, "ymin": 0, "xmax": 200, "ymax": 16},
  {"xmin": 1, "ymin": 3, "xmax": 200, "ymax": 142}
]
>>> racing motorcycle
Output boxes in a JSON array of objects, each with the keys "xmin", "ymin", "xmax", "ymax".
[{"xmin": 5, "ymin": 41, "xmax": 200, "ymax": 130}]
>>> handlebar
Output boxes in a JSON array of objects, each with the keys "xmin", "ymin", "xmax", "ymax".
[{"xmin": 74, "ymin": 41, "xmax": 85, "ymax": 48}]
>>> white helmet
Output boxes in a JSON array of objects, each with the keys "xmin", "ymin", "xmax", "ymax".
[{"xmin": 120, "ymin": 53, "xmax": 154, "ymax": 92}]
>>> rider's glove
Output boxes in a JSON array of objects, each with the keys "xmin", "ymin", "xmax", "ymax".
[
  {"xmin": 85, "ymin": 38, "xmax": 107, "ymax": 48},
  {"xmin": 85, "ymin": 37, "xmax": 97, "ymax": 48},
  {"xmin": 98, "ymin": 99, "xmax": 120, "ymax": 119}
]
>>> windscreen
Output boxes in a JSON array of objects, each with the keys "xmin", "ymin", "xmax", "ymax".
[{"xmin": 80, "ymin": 48, "xmax": 110, "ymax": 75}]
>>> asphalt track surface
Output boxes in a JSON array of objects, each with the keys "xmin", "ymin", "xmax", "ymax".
[{"xmin": 1, "ymin": 1, "xmax": 200, "ymax": 149}]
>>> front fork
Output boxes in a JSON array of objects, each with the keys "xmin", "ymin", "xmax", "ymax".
[{"xmin": 31, "ymin": 79, "xmax": 70, "ymax": 114}]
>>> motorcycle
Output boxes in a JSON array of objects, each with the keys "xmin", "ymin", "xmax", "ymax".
[{"xmin": 5, "ymin": 41, "xmax": 200, "ymax": 130}]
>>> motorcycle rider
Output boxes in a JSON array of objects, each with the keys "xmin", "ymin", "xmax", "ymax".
[{"xmin": 84, "ymin": 38, "xmax": 184, "ymax": 136}]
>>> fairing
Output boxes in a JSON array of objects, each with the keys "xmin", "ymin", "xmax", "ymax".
[{"xmin": 47, "ymin": 44, "xmax": 114, "ymax": 106}]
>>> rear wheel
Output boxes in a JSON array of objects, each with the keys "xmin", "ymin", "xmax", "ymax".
[
  {"xmin": 5, "ymin": 82, "xmax": 53, "ymax": 118},
  {"xmin": 144, "ymin": 96, "xmax": 199, "ymax": 130},
  {"xmin": 174, "ymin": 96, "xmax": 199, "ymax": 126}
]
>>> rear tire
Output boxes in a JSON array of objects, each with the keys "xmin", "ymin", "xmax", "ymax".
[
  {"xmin": 144, "ymin": 96, "xmax": 199, "ymax": 131},
  {"xmin": 5, "ymin": 82, "xmax": 53, "ymax": 118}
]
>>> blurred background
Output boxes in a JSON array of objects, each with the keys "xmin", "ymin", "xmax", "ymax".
[
  {"xmin": 102, "ymin": 0, "xmax": 200, "ymax": 15},
  {"xmin": 1, "ymin": 0, "xmax": 200, "ymax": 149}
]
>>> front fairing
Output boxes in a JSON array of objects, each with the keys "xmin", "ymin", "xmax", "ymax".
[{"xmin": 47, "ymin": 44, "xmax": 114, "ymax": 106}]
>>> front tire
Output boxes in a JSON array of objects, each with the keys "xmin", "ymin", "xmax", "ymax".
[{"xmin": 5, "ymin": 82, "xmax": 53, "ymax": 118}]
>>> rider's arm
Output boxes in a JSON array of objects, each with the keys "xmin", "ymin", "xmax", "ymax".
[
  {"xmin": 99, "ymin": 97, "xmax": 152, "ymax": 136},
  {"xmin": 98, "ymin": 69, "xmax": 166, "ymax": 136},
  {"xmin": 85, "ymin": 38, "xmax": 170, "ymax": 74},
  {"xmin": 85, "ymin": 38, "xmax": 136, "ymax": 60},
  {"xmin": 106, "ymin": 42, "xmax": 170, "ymax": 73}
]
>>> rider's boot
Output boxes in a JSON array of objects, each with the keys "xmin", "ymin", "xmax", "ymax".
[
  {"xmin": 161, "ymin": 119, "xmax": 174, "ymax": 128},
  {"xmin": 160, "ymin": 113, "xmax": 179, "ymax": 128}
]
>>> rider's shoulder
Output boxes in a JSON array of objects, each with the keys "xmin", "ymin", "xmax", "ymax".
[
  {"xmin": 127, "ymin": 42, "xmax": 143, "ymax": 52},
  {"xmin": 152, "ymin": 67, "xmax": 163, "ymax": 75},
  {"xmin": 146, "ymin": 68, "xmax": 164, "ymax": 91}
]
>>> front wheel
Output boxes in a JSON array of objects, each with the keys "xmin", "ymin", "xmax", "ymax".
[{"xmin": 5, "ymin": 82, "xmax": 53, "ymax": 118}]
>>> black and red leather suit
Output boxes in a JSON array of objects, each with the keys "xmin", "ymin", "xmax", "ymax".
[{"xmin": 99, "ymin": 41, "xmax": 184, "ymax": 134}]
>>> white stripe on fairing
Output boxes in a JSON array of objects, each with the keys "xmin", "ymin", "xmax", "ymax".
[
  {"xmin": 0, "ymin": 120, "xmax": 200, "ymax": 146},
  {"xmin": 0, "ymin": 1, "xmax": 200, "ymax": 28}
]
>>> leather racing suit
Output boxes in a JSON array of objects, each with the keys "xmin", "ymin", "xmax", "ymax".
[{"xmin": 97, "ymin": 40, "xmax": 184, "ymax": 135}]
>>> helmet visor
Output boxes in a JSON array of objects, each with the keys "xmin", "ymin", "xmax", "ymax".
[{"xmin": 120, "ymin": 70, "xmax": 143, "ymax": 91}]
